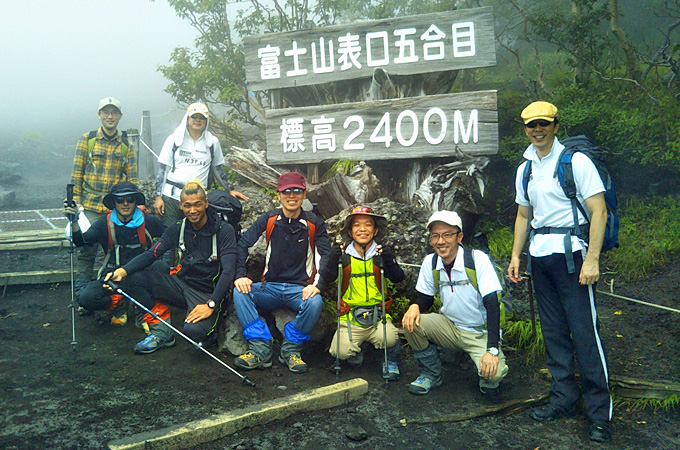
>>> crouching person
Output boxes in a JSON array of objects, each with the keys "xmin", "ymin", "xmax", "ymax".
[
  {"xmin": 64, "ymin": 181, "xmax": 167, "ymax": 326},
  {"xmin": 107, "ymin": 179, "xmax": 237, "ymax": 353},
  {"xmin": 402, "ymin": 211, "xmax": 509, "ymax": 395},
  {"xmin": 232, "ymin": 172, "xmax": 330, "ymax": 373},
  {"xmin": 318, "ymin": 206, "xmax": 404, "ymax": 380}
]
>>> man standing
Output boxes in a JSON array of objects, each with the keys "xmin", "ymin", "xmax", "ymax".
[
  {"xmin": 154, "ymin": 102, "xmax": 248, "ymax": 227},
  {"xmin": 64, "ymin": 182, "xmax": 166, "ymax": 326},
  {"xmin": 232, "ymin": 172, "xmax": 330, "ymax": 374},
  {"xmin": 71, "ymin": 97, "xmax": 137, "ymax": 306},
  {"xmin": 107, "ymin": 179, "xmax": 237, "ymax": 354},
  {"xmin": 402, "ymin": 211, "xmax": 508, "ymax": 396},
  {"xmin": 508, "ymin": 101, "xmax": 612, "ymax": 443}
]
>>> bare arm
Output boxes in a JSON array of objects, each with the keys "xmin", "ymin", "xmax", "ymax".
[
  {"xmin": 580, "ymin": 193, "xmax": 607, "ymax": 285},
  {"xmin": 508, "ymin": 205, "xmax": 530, "ymax": 283}
]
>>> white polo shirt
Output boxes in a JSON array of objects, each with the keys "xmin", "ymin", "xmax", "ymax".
[
  {"xmin": 514, "ymin": 137, "xmax": 605, "ymax": 257},
  {"xmin": 416, "ymin": 247, "xmax": 502, "ymax": 332},
  {"xmin": 158, "ymin": 129, "xmax": 225, "ymax": 200}
]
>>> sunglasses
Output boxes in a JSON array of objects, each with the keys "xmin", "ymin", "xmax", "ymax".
[
  {"xmin": 114, "ymin": 195, "xmax": 136, "ymax": 204},
  {"xmin": 351, "ymin": 206, "xmax": 374, "ymax": 214},
  {"xmin": 525, "ymin": 119, "xmax": 553, "ymax": 129},
  {"xmin": 280, "ymin": 188, "xmax": 304, "ymax": 195},
  {"xmin": 190, "ymin": 114, "xmax": 206, "ymax": 120}
]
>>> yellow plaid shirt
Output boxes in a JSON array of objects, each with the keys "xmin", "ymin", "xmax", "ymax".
[{"xmin": 70, "ymin": 127, "xmax": 138, "ymax": 213}]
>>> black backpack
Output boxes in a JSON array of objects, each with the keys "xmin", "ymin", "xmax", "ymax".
[
  {"xmin": 522, "ymin": 135, "xmax": 619, "ymax": 250},
  {"xmin": 207, "ymin": 189, "xmax": 242, "ymax": 239}
]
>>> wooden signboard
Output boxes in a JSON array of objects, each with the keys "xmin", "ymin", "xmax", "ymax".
[
  {"xmin": 265, "ymin": 90, "xmax": 498, "ymax": 165},
  {"xmin": 244, "ymin": 7, "xmax": 495, "ymax": 91}
]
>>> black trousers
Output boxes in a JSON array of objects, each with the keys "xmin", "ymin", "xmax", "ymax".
[
  {"xmin": 532, "ymin": 251, "xmax": 612, "ymax": 423},
  {"xmin": 126, "ymin": 271, "xmax": 221, "ymax": 344}
]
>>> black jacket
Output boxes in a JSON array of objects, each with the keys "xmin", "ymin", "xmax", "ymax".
[
  {"xmin": 236, "ymin": 209, "xmax": 330, "ymax": 286},
  {"xmin": 123, "ymin": 208, "xmax": 236, "ymax": 302}
]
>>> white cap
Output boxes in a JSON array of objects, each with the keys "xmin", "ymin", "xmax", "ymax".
[
  {"xmin": 187, "ymin": 102, "xmax": 209, "ymax": 118},
  {"xmin": 98, "ymin": 97, "xmax": 122, "ymax": 112},
  {"xmin": 426, "ymin": 210, "xmax": 463, "ymax": 231}
]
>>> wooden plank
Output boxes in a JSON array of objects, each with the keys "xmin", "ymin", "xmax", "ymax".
[
  {"xmin": 244, "ymin": 7, "xmax": 495, "ymax": 91},
  {"xmin": 0, "ymin": 270, "xmax": 73, "ymax": 286},
  {"xmin": 0, "ymin": 241, "xmax": 69, "ymax": 251},
  {"xmin": 0, "ymin": 229, "xmax": 64, "ymax": 244},
  {"xmin": 265, "ymin": 90, "xmax": 498, "ymax": 164},
  {"xmin": 108, "ymin": 378, "xmax": 369, "ymax": 450}
]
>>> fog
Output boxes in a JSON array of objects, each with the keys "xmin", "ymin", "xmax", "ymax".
[{"xmin": 0, "ymin": 0, "xmax": 199, "ymax": 154}]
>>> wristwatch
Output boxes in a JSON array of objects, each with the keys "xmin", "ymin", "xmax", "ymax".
[
  {"xmin": 207, "ymin": 300, "xmax": 216, "ymax": 309},
  {"xmin": 487, "ymin": 347, "xmax": 499, "ymax": 356}
]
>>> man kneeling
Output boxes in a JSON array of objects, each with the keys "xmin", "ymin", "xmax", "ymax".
[
  {"xmin": 107, "ymin": 179, "xmax": 237, "ymax": 353},
  {"xmin": 402, "ymin": 211, "xmax": 509, "ymax": 395}
]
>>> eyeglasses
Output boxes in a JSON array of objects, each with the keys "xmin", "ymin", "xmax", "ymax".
[
  {"xmin": 100, "ymin": 109, "xmax": 121, "ymax": 117},
  {"xmin": 190, "ymin": 114, "xmax": 206, "ymax": 120},
  {"xmin": 429, "ymin": 231, "xmax": 461, "ymax": 242},
  {"xmin": 525, "ymin": 119, "xmax": 553, "ymax": 129},
  {"xmin": 280, "ymin": 188, "xmax": 304, "ymax": 195},
  {"xmin": 114, "ymin": 195, "xmax": 136, "ymax": 204},
  {"xmin": 350, "ymin": 206, "xmax": 374, "ymax": 214}
]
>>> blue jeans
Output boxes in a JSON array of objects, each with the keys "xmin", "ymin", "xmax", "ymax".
[{"xmin": 233, "ymin": 282, "xmax": 323, "ymax": 345}]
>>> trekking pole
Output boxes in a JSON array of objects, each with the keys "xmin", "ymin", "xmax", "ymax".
[
  {"xmin": 522, "ymin": 272, "xmax": 537, "ymax": 340},
  {"xmin": 104, "ymin": 280, "xmax": 255, "ymax": 387},
  {"xmin": 333, "ymin": 236, "xmax": 343, "ymax": 376},
  {"xmin": 66, "ymin": 184, "xmax": 77, "ymax": 352},
  {"xmin": 375, "ymin": 253, "xmax": 389, "ymax": 388}
]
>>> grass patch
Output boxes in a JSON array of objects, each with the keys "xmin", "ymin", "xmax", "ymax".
[
  {"xmin": 503, "ymin": 319, "xmax": 545, "ymax": 364},
  {"xmin": 322, "ymin": 159, "xmax": 359, "ymax": 181},
  {"xmin": 613, "ymin": 394, "xmax": 680, "ymax": 412},
  {"xmin": 605, "ymin": 195, "xmax": 680, "ymax": 281}
]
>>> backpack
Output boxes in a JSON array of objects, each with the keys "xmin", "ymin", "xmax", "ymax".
[
  {"xmin": 87, "ymin": 130, "xmax": 130, "ymax": 174},
  {"xmin": 338, "ymin": 253, "xmax": 393, "ymax": 316},
  {"xmin": 264, "ymin": 211, "xmax": 317, "ymax": 284},
  {"xmin": 431, "ymin": 247, "xmax": 512, "ymax": 327},
  {"xmin": 521, "ymin": 135, "xmax": 620, "ymax": 252},
  {"xmin": 98, "ymin": 206, "xmax": 152, "ymax": 277},
  {"xmin": 175, "ymin": 190, "xmax": 242, "ymax": 267},
  {"xmin": 207, "ymin": 189, "xmax": 242, "ymax": 239}
]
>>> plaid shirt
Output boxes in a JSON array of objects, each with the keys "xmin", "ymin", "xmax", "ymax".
[{"xmin": 70, "ymin": 127, "xmax": 138, "ymax": 213}]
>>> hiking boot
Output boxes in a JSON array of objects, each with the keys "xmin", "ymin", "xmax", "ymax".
[
  {"xmin": 383, "ymin": 361, "xmax": 400, "ymax": 381},
  {"xmin": 233, "ymin": 352, "xmax": 272, "ymax": 370},
  {"xmin": 528, "ymin": 403, "xmax": 575, "ymax": 423},
  {"xmin": 589, "ymin": 421, "xmax": 612, "ymax": 443},
  {"xmin": 77, "ymin": 306, "xmax": 93, "ymax": 316},
  {"xmin": 279, "ymin": 353, "xmax": 308, "ymax": 373},
  {"xmin": 110, "ymin": 312, "xmax": 127, "ymax": 327},
  {"xmin": 480, "ymin": 385, "xmax": 500, "ymax": 396},
  {"xmin": 133, "ymin": 334, "xmax": 176, "ymax": 354},
  {"xmin": 408, "ymin": 375, "xmax": 442, "ymax": 395},
  {"xmin": 347, "ymin": 350, "xmax": 364, "ymax": 366}
]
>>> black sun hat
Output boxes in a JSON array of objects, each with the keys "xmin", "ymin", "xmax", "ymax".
[
  {"xmin": 341, "ymin": 206, "xmax": 387, "ymax": 241},
  {"xmin": 102, "ymin": 181, "xmax": 146, "ymax": 210}
]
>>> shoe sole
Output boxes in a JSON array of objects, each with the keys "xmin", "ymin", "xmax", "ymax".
[
  {"xmin": 278, "ymin": 356, "xmax": 308, "ymax": 373},
  {"xmin": 134, "ymin": 338, "xmax": 176, "ymax": 355},
  {"xmin": 528, "ymin": 408, "xmax": 575, "ymax": 423},
  {"xmin": 234, "ymin": 359, "xmax": 272, "ymax": 370},
  {"xmin": 408, "ymin": 379, "xmax": 442, "ymax": 395}
]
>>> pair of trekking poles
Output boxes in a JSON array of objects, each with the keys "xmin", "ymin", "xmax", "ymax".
[
  {"xmin": 332, "ymin": 237, "xmax": 392, "ymax": 388},
  {"xmin": 65, "ymin": 186, "xmax": 254, "ymax": 386}
]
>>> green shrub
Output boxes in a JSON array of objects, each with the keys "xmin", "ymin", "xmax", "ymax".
[
  {"xmin": 604, "ymin": 195, "xmax": 680, "ymax": 281},
  {"xmin": 503, "ymin": 319, "xmax": 545, "ymax": 364}
]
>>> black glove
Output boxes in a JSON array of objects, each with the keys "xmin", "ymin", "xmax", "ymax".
[
  {"xmin": 328, "ymin": 242, "xmax": 344, "ymax": 267},
  {"xmin": 63, "ymin": 198, "xmax": 78, "ymax": 221}
]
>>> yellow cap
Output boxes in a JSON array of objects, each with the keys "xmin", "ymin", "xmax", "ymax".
[
  {"xmin": 521, "ymin": 101, "xmax": 558, "ymax": 124},
  {"xmin": 187, "ymin": 102, "xmax": 209, "ymax": 118}
]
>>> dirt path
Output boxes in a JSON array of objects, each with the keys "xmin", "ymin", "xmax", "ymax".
[{"xmin": 0, "ymin": 258, "xmax": 679, "ymax": 449}]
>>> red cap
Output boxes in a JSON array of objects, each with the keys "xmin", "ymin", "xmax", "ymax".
[{"xmin": 277, "ymin": 172, "xmax": 306, "ymax": 191}]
